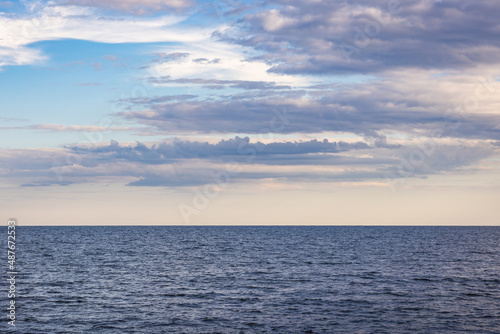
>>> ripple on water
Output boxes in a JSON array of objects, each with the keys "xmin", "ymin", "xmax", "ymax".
[{"xmin": 8, "ymin": 226, "xmax": 500, "ymax": 333}]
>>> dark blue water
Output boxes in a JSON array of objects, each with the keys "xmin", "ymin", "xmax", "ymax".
[{"xmin": 5, "ymin": 226, "xmax": 500, "ymax": 333}]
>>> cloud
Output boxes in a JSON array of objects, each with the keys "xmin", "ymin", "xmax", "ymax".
[
  {"xmin": 59, "ymin": 0, "xmax": 192, "ymax": 15},
  {"xmin": 21, "ymin": 181, "xmax": 73, "ymax": 187},
  {"xmin": 70, "ymin": 136, "xmax": 371, "ymax": 163},
  {"xmin": 1, "ymin": 0, "xmax": 499, "ymax": 192},
  {"xmin": 115, "ymin": 94, "xmax": 198, "ymax": 105},
  {"xmin": 147, "ymin": 39, "xmax": 309, "ymax": 86},
  {"xmin": 117, "ymin": 68, "xmax": 500, "ymax": 141},
  {"xmin": 103, "ymin": 55, "xmax": 119, "ymax": 62},
  {"xmin": 0, "ymin": 2, "xmax": 307, "ymax": 89},
  {"xmin": 0, "ymin": 7, "xmax": 193, "ymax": 47},
  {"xmin": 152, "ymin": 52, "xmax": 189, "ymax": 62},
  {"xmin": 0, "ymin": 124, "xmax": 141, "ymax": 132},
  {"xmin": 1, "ymin": 136, "xmax": 496, "ymax": 187},
  {"xmin": 192, "ymin": 57, "xmax": 220, "ymax": 64},
  {"xmin": 75, "ymin": 82, "xmax": 101, "ymax": 86},
  {"xmin": 147, "ymin": 77, "xmax": 291, "ymax": 90},
  {"xmin": 0, "ymin": 4, "xmax": 204, "ymax": 67},
  {"xmin": 253, "ymin": 8, "xmax": 298, "ymax": 32},
  {"xmin": 91, "ymin": 62, "xmax": 102, "ymax": 71},
  {"xmin": 115, "ymin": 92, "xmax": 500, "ymax": 140},
  {"xmin": 0, "ymin": 45, "xmax": 46, "ymax": 67},
  {"xmin": 4, "ymin": 0, "xmax": 500, "ymax": 79},
  {"xmin": 217, "ymin": 0, "xmax": 500, "ymax": 75}
]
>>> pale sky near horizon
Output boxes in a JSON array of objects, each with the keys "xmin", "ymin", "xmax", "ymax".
[{"xmin": 1, "ymin": 0, "xmax": 499, "ymax": 225}]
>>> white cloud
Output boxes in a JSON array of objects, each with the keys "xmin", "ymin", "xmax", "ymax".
[
  {"xmin": 0, "ymin": 4, "xmax": 311, "ymax": 87},
  {"xmin": 0, "ymin": 6, "xmax": 198, "ymax": 47},
  {"xmin": 0, "ymin": 4, "xmax": 206, "ymax": 66},
  {"xmin": 0, "ymin": 45, "xmax": 46, "ymax": 67},
  {"xmin": 61, "ymin": 0, "xmax": 191, "ymax": 14},
  {"xmin": 0, "ymin": 3, "xmax": 314, "ymax": 87},
  {"xmin": 255, "ymin": 9, "xmax": 297, "ymax": 32},
  {"xmin": 148, "ymin": 38, "xmax": 311, "ymax": 87}
]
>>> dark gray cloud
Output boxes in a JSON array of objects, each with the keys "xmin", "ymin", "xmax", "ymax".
[
  {"xmin": 192, "ymin": 58, "xmax": 221, "ymax": 64},
  {"xmin": 148, "ymin": 76, "xmax": 291, "ymax": 90},
  {"xmin": 115, "ymin": 93, "xmax": 500, "ymax": 141},
  {"xmin": 118, "ymin": 0, "xmax": 500, "ymax": 144},
  {"xmin": 215, "ymin": 0, "xmax": 500, "ymax": 74},
  {"xmin": 1, "ymin": 136, "xmax": 496, "ymax": 187},
  {"xmin": 124, "ymin": 142, "xmax": 497, "ymax": 187},
  {"xmin": 58, "ymin": 0, "xmax": 192, "ymax": 15},
  {"xmin": 112, "ymin": 1, "xmax": 500, "ymax": 146},
  {"xmin": 71, "ymin": 136, "xmax": 372, "ymax": 165},
  {"xmin": 21, "ymin": 181, "xmax": 74, "ymax": 187},
  {"xmin": 152, "ymin": 52, "xmax": 190, "ymax": 63},
  {"xmin": 114, "ymin": 94, "xmax": 198, "ymax": 106}
]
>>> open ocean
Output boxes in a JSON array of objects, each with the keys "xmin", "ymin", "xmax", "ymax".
[{"xmin": 6, "ymin": 226, "xmax": 500, "ymax": 333}]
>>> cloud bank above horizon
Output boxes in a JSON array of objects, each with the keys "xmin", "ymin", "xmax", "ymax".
[{"xmin": 1, "ymin": 0, "xmax": 500, "ymax": 225}]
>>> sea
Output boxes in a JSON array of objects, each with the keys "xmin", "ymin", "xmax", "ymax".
[{"xmin": 5, "ymin": 226, "xmax": 500, "ymax": 333}]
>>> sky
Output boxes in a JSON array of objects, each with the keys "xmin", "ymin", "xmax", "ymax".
[{"xmin": 1, "ymin": 0, "xmax": 499, "ymax": 225}]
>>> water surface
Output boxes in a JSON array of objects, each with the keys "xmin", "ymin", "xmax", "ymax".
[{"xmin": 8, "ymin": 226, "xmax": 500, "ymax": 333}]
